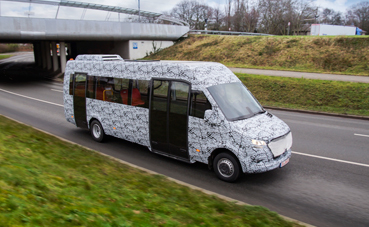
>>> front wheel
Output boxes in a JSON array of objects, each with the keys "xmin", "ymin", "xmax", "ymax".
[
  {"xmin": 213, "ymin": 152, "xmax": 241, "ymax": 182},
  {"xmin": 90, "ymin": 120, "xmax": 105, "ymax": 142}
]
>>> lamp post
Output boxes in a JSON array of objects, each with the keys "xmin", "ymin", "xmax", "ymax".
[{"xmin": 138, "ymin": 0, "xmax": 140, "ymax": 22}]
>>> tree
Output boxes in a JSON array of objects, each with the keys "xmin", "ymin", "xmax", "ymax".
[
  {"xmin": 350, "ymin": 1, "xmax": 369, "ymax": 33},
  {"xmin": 320, "ymin": 8, "xmax": 343, "ymax": 25},
  {"xmin": 170, "ymin": 0, "xmax": 214, "ymax": 30}
]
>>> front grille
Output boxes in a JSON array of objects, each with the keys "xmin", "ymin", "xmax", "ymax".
[{"xmin": 268, "ymin": 132, "xmax": 293, "ymax": 158}]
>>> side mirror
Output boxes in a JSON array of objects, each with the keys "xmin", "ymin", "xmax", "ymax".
[
  {"xmin": 204, "ymin": 109, "xmax": 213, "ymax": 122},
  {"xmin": 204, "ymin": 109, "xmax": 222, "ymax": 126}
]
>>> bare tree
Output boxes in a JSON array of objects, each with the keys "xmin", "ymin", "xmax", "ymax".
[
  {"xmin": 225, "ymin": 0, "xmax": 233, "ymax": 30},
  {"xmin": 320, "ymin": 8, "xmax": 344, "ymax": 25},
  {"xmin": 350, "ymin": 1, "xmax": 369, "ymax": 33},
  {"xmin": 210, "ymin": 6, "xmax": 223, "ymax": 30}
]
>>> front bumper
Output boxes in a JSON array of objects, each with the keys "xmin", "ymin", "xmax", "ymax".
[{"xmin": 242, "ymin": 148, "xmax": 292, "ymax": 174}]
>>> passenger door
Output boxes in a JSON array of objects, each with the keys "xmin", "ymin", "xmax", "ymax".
[
  {"xmin": 73, "ymin": 73, "xmax": 88, "ymax": 128},
  {"xmin": 150, "ymin": 79, "xmax": 190, "ymax": 160}
]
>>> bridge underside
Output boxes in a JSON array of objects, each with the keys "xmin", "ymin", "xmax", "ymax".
[{"xmin": 0, "ymin": 17, "xmax": 189, "ymax": 73}]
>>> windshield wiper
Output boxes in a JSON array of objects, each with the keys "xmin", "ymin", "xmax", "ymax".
[{"xmin": 249, "ymin": 110, "xmax": 266, "ymax": 118}]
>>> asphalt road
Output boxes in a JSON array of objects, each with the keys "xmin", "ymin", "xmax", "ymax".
[{"xmin": 1, "ymin": 55, "xmax": 369, "ymax": 227}]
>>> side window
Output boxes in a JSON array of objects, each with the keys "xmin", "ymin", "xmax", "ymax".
[
  {"xmin": 113, "ymin": 78, "xmax": 130, "ymax": 105},
  {"xmin": 96, "ymin": 77, "xmax": 108, "ymax": 101},
  {"xmin": 69, "ymin": 74, "xmax": 74, "ymax": 95},
  {"xmin": 190, "ymin": 91, "xmax": 211, "ymax": 118},
  {"xmin": 132, "ymin": 80, "xmax": 150, "ymax": 108},
  {"xmin": 95, "ymin": 77, "xmax": 130, "ymax": 105},
  {"xmin": 86, "ymin": 76, "xmax": 96, "ymax": 99},
  {"xmin": 74, "ymin": 74, "xmax": 86, "ymax": 97}
]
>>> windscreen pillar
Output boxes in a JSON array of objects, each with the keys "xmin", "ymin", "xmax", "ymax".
[
  {"xmin": 51, "ymin": 42, "xmax": 59, "ymax": 72},
  {"xmin": 45, "ymin": 42, "xmax": 52, "ymax": 70},
  {"xmin": 60, "ymin": 42, "xmax": 66, "ymax": 73}
]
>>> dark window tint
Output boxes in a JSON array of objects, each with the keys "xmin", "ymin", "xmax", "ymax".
[
  {"xmin": 95, "ymin": 77, "xmax": 125, "ymax": 104},
  {"xmin": 132, "ymin": 80, "xmax": 149, "ymax": 108},
  {"xmin": 96, "ymin": 77, "xmax": 108, "ymax": 101},
  {"xmin": 86, "ymin": 76, "xmax": 96, "ymax": 99},
  {"xmin": 74, "ymin": 74, "xmax": 86, "ymax": 97},
  {"xmin": 152, "ymin": 80, "xmax": 169, "ymax": 112},
  {"xmin": 69, "ymin": 74, "xmax": 74, "ymax": 95},
  {"xmin": 190, "ymin": 91, "xmax": 211, "ymax": 118},
  {"xmin": 170, "ymin": 82, "xmax": 189, "ymax": 115},
  {"xmin": 113, "ymin": 78, "xmax": 130, "ymax": 105}
]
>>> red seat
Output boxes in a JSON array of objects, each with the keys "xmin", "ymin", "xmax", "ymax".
[
  {"xmin": 132, "ymin": 88, "xmax": 145, "ymax": 106},
  {"xmin": 120, "ymin": 88, "xmax": 145, "ymax": 106},
  {"xmin": 96, "ymin": 87, "xmax": 105, "ymax": 100},
  {"xmin": 120, "ymin": 89, "xmax": 129, "ymax": 104}
]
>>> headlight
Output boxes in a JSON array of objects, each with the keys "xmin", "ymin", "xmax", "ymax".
[{"xmin": 252, "ymin": 139, "xmax": 266, "ymax": 146}]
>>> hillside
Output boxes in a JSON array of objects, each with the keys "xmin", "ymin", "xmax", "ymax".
[{"xmin": 145, "ymin": 35, "xmax": 369, "ymax": 76}]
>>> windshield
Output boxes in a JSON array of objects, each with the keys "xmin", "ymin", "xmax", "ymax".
[{"xmin": 207, "ymin": 82, "xmax": 264, "ymax": 121}]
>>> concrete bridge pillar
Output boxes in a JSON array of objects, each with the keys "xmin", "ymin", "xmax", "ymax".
[
  {"xmin": 33, "ymin": 43, "xmax": 42, "ymax": 67},
  {"xmin": 45, "ymin": 42, "xmax": 52, "ymax": 70},
  {"xmin": 60, "ymin": 42, "xmax": 66, "ymax": 73},
  {"xmin": 51, "ymin": 42, "xmax": 59, "ymax": 72},
  {"xmin": 40, "ymin": 41, "xmax": 47, "ymax": 69}
]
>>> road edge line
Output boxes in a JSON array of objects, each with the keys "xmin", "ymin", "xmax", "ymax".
[
  {"xmin": 264, "ymin": 106, "xmax": 369, "ymax": 121},
  {"xmin": 1, "ymin": 114, "xmax": 315, "ymax": 227}
]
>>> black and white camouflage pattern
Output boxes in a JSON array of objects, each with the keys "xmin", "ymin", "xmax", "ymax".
[{"xmin": 64, "ymin": 59, "xmax": 291, "ymax": 174}]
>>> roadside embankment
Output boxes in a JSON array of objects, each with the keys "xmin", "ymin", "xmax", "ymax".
[
  {"xmin": 145, "ymin": 35, "xmax": 369, "ymax": 76},
  {"xmin": 0, "ymin": 54, "xmax": 12, "ymax": 60},
  {"xmin": 0, "ymin": 116, "xmax": 303, "ymax": 227},
  {"xmin": 238, "ymin": 73, "xmax": 369, "ymax": 117}
]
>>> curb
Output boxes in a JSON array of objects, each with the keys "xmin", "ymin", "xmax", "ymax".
[
  {"xmin": 1, "ymin": 114, "xmax": 314, "ymax": 227},
  {"xmin": 264, "ymin": 106, "xmax": 369, "ymax": 121}
]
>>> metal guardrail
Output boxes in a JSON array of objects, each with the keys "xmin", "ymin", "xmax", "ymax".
[{"xmin": 189, "ymin": 30, "xmax": 273, "ymax": 36}]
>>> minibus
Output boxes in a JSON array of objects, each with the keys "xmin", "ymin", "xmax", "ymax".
[{"xmin": 64, "ymin": 55, "xmax": 292, "ymax": 182}]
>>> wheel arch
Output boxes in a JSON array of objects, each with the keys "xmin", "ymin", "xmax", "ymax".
[
  {"xmin": 89, "ymin": 117, "xmax": 100, "ymax": 129},
  {"xmin": 207, "ymin": 148, "xmax": 242, "ymax": 171}
]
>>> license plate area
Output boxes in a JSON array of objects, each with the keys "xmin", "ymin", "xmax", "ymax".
[{"xmin": 280, "ymin": 158, "xmax": 289, "ymax": 168}]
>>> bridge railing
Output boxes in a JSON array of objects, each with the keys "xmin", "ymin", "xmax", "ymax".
[
  {"xmin": 0, "ymin": 0, "xmax": 189, "ymax": 26},
  {"xmin": 189, "ymin": 30, "xmax": 273, "ymax": 36}
]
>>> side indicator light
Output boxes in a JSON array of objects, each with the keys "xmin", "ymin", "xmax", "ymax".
[
  {"xmin": 113, "ymin": 127, "xmax": 116, "ymax": 130},
  {"xmin": 71, "ymin": 116, "xmax": 74, "ymax": 118},
  {"xmin": 196, "ymin": 149, "xmax": 200, "ymax": 152}
]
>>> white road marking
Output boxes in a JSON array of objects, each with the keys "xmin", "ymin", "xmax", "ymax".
[
  {"xmin": 354, "ymin": 133, "xmax": 369, "ymax": 138},
  {"xmin": 0, "ymin": 88, "xmax": 63, "ymax": 107},
  {"xmin": 292, "ymin": 151, "xmax": 369, "ymax": 168},
  {"xmin": 51, "ymin": 89, "xmax": 63, "ymax": 92}
]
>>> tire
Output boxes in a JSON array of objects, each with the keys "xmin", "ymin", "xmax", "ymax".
[
  {"xmin": 90, "ymin": 120, "xmax": 105, "ymax": 142},
  {"xmin": 213, "ymin": 152, "xmax": 241, "ymax": 182}
]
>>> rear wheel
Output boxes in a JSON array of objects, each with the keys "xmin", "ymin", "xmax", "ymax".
[
  {"xmin": 90, "ymin": 120, "xmax": 105, "ymax": 142},
  {"xmin": 213, "ymin": 152, "xmax": 241, "ymax": 182}
]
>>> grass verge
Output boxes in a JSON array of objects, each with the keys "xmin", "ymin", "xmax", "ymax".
[
  {"xmin": 0, "ymin": 55, "xmax": 12, "ymax": 60},
  {"xmin": 144, "ymin": 35, "xmax": 369, "ymax": 76},
  {"xmin": 237, "ymin": 73, "xmax": 369, "ymax": 116},
  {"xmin": 0, "ymin": 116, "xmax": 301, "ymax": 227}
]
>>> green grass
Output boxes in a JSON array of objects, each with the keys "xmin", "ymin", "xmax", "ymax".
[
  {"xmin": 0, "ymin": 55, "xmax": 12, "ymax": 60},
  {"xmin": 238, "ymin": 73, "xmax": 369, "ymax": 116},
  {"xmin": 0, "ymin": 116, "xmax": 302, "ymax": 227},
  {"xmin": 144, "ymin": 35, "xmax": 369, "ymax": 76}
]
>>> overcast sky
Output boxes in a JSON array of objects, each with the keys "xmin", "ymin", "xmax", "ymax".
[{"xmin": 0, "ymin": 0, "xmax": 364, "ymax": 20}]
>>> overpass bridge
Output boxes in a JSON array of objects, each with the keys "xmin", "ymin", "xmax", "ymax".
[{"xmin": 0, "ymin": 0, "xmax": 189, "ymax": 73}]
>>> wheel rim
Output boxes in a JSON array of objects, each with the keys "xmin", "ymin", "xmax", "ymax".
[
  {"xmin": 217, "ymin": 158, "xmax": 234, "ymax": 178},
  {"xmin": 92, "ymin": 124, "xmax": 101, "ymax": 139}
]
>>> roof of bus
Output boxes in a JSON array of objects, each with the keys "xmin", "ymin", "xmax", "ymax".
[{"xmin": 65, "ymin": 58, "xmax": 240, "ymax": 89}]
